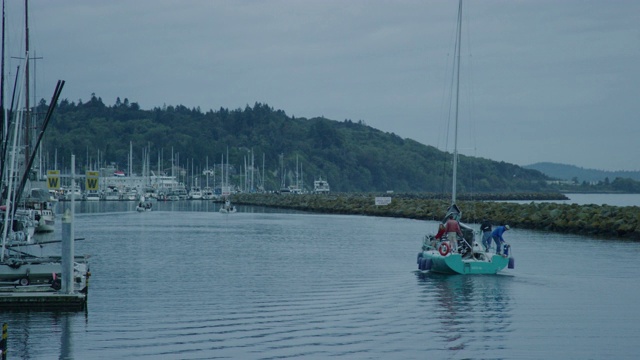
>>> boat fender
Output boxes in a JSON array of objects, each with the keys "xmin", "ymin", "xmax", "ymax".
[
  {"xmin": 418, "ymin": 258, "xmax": 426, "ymax": 270},
  {"xmin": 508, "ymin": 257, "xmax": 515, "ymax": 269},
  {"xmin": 425, "ymin": 258, "xmax": 432, "ymax": 270},
  {"xmin": 438, "ymin": 242, "xmax": 450, "ymax": 256},
  {"xmin": 417, "ymin": 252, "xmax": 423, "ymax": 264},
  {"xmin": 420, "ymin": 258, "xmax": 430, "ymax": 270}
]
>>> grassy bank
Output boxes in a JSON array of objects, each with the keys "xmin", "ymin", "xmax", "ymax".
[{"xmin": 232, "ymin": 193, "xmax": 640, "ymax": 240}]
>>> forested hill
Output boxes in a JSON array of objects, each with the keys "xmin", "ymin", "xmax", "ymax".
[{"xmin": 41, "ymin": 95, "xmax": 552, "ymax": 193}]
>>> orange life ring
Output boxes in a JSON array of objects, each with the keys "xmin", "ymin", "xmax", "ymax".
[{"xmin": 438, "ymin": 242, "xmax": 450, "ymax": 256}]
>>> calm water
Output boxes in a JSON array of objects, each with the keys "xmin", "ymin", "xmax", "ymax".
[
  {"xmin": 2, "ymin": 200, "xmax": 640, "ymax": 359},
  {"xmin": 562, "ymin": 193, "xmax": 640, "ymax": 207},
  {"xmin": 507, "ymin": 193, "xmax": 640, "ymax": 207}
]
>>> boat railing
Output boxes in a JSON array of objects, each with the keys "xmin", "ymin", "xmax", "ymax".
[{"xmin": 423, "ymin": 232, "xmax": 480, "ymax": 257}]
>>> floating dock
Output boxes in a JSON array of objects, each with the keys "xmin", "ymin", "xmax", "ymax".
[{"xmin": 0, "ymin": 290, "xmax": 87, "ymax": 311}]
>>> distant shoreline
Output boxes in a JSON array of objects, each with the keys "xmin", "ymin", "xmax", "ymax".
[{"xmin": 561, "ymin": 191, "xmax": 640, "ymax": 194}]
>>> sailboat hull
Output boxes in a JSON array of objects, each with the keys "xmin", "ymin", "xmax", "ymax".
[{"xmin": 421, "ymin": 250, "xmax": 509, "ymax": 275}]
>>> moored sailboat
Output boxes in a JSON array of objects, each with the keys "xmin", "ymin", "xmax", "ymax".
[{"xmin": 23, "ymin": 188, "xmax": 55, "ymax": 232}]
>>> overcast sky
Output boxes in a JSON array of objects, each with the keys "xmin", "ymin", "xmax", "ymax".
[{"xmin": 5, "ymin": 0, "xmax": 639, "ymax": 171}]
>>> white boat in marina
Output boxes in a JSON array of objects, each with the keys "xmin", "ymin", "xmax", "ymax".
[
  {"xmin": 102, "ymin": 187, "xmax": 121, "ymax": 201},
  {"xmin": 122, "ymin": 188, "xmax": 139, "ymax": 201},
  {"xmin": 63, "ymin": 185, "xmax": 82, "ymax": 201},
  {"xmin": 84, "ymin": 190, "xmax": 101, "ymax": 201},
  {"xmin": 313, "ymin": 177, "xmax": 330, "ymax": 194},
  {"xmin": 171, "ymin": 185, "xmax": 188, "ymax": 200},
  {"xmin": 202, "ymin": 157, "xmax": 216, "ymax": 200},
  {"xmin": 34, "ymin": 207, "xmax": 55, "ymax": 233},
  {"xmin": 202, "ymin": 187, "xmax": 215, "ymax": 200},
  {"xmin": 189, "ymin": 186, "xmax": 203, "ymax": 200},
  {"xmin": 143, "ymin": 188, "xmax": 159, "ymax": 200},
  {"xmin": 165, "ymin": 191, "xmax": 180, "ymax": 201}
]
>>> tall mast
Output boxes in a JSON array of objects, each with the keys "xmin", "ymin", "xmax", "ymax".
[
  {"xmin": 24, "ymin": 0, "xmax": 30, "ymax": 167},
  {"xmin": 1, "ymin": 94, "xmax": 21, "ymax": 261},
  {"xmin": 280, "ymin": 153, "xmax": 285, "ymax": 189},
  {"xmin": 1, "ymin": 0, "xmax": 5, "ymax": 141},
  {"xmin": 452, "ymin": 0, "xmax": 462, "ymax": 205}
]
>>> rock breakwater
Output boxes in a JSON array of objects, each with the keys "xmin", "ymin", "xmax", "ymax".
[{"xmin": 233, "ymin": 193, "xmax": 640, "ymax": 240}]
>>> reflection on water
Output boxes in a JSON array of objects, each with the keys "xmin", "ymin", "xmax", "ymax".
[
  {"xmin": 60, "ymin": 314, "xmax": 75, "ymax": 360},
  {"xmin": 416, "ymin": 272, "xmax": 512, "ymax": 357},
  {"xmin": 3, "ymin": 311, "xmax": 86, "ymax": 359}
]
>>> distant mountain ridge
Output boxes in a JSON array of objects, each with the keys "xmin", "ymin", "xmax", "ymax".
[{"xmin": 524, "ymin": 162, "xmax": 640, "ymax": 183}]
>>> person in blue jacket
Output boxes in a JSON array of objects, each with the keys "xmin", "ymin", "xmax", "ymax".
[{"xmin": 491, "ymin": 225, "xmax": 510, "ymax": 255}]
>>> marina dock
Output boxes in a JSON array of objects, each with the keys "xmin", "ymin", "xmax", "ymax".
[{"xmin": 0, "ymin": 291, "xmax": 87, "ymax": 311}]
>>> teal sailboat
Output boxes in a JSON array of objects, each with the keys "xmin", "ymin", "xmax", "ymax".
[{"xmin": 417, "ymin": 0, "xmax": 513, "ymax": 275}]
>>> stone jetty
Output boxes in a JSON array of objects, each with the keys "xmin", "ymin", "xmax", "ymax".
[{"xmin": 233, "ymin": 193, "xmax": 640, "ymax": 240}]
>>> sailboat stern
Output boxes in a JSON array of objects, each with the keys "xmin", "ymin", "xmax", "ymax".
[{"xmin": 420, "ymin": 250, "xmax": 510, "ymax": 275}]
